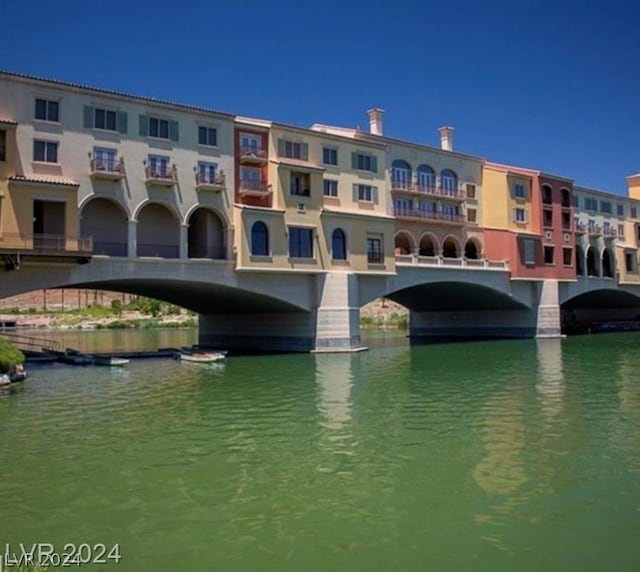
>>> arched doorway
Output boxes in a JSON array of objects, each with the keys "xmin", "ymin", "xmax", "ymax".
[
  {"xmin": 586, "ymin": 246, "xmax": 598, "ymax": 276},
  {"xmin": 464, "ymin": 239, "xmax": 480, "ymax": 260},
  {"xmin": 391, "ymin": 160, "xmax": 412, "ymax": 190},
  {"xmin": 80, "ymin": 198, "xmax": 128, "ymax": 256},
  {"xmin": 575, "ymin": 245, "xmax": 584, "ymax": 276},
  {"xmin": 188, "ymin": 208, "xmax": 226, "ymax": 259},
  {"xmin": 395, "ymin": 232, "xmax": 414, "ymax": 255},
  {"xmin": 137, "ymin": 203, "xmax": 179, "ymax": 258},
  {"xmin": 418, "ymin": 234, "xmax": 437, "ymax": 256},
  {"xmin": 442, "ymin": 236, "xmax": 459, "ymax": 258},
  {"xmin": 602, "ymin": 248, "xmax": 614, "ymax": 278}
]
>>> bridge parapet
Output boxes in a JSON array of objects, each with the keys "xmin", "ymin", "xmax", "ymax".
[{"xmin": 395, "ymin": 254, "xmax": 508, "ymax": 271}]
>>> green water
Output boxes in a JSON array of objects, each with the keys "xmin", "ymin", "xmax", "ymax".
[{"xmin": 1, "ymin": 331, "xmax": 639, "ymax": 571}]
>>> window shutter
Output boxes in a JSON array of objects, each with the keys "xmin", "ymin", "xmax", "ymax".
[
  {"xmin": 169, "ymin": 120, "xmax": 179, "ymax": 142},
  {"xmin": 372, "ymin": 186, "xmax": 379, "ymax": 204},
  {"xmin": 352, "ymin": 184, "xmax": 359, "ymax": 202},
  {"xmin": 116, "ymin": 111, "xmax": 128, "ymax": 134},
  {"xmin": 139, "ymin": 115, "xmax": 149, "ymax": 137},
  {"xmin": 351, "ymin": 152, "xmax": 358, "ymax": 170},
  {"xmin": 301, "ymin": 143, "xmax": 309, "ymax": 161},
  {"xmin": 371, "ymin": 155, "xmax": 378, "ymax": 173},
  {"xmin": 83, "ymin": 105, "xmax": 94, "ymax": 129},
  {"xmin": 277, "ymin": 138, "xmax": 285, "ymax": 157}
]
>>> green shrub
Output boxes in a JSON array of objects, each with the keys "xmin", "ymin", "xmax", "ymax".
[{"xmin": 0, "ymin": 337, "xmax": 25, "ymax": 373}]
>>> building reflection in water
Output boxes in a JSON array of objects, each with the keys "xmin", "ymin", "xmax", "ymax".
[{"xmin": 535, "ymin": 338, "xmax": 565, "ymax": 423}]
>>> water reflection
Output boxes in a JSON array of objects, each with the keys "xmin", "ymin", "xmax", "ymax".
[
  {"xmin": 314, "ymin": 354, "xmax": 354, "ymax": 431},
  {"xmin": 535, "ymin": 338, "xmax": 565, "ymax": 423}
]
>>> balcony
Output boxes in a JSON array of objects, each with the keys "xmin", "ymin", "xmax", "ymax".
[
  {"xmin": 90, "ymin": 157, "xmax": 125, "ymax": 180},
  {"xmin": 603, "ymin": 227, "xmax": 617, "ymax": 238},
  {"xmin": 588, "ymin": 224, "xmax": 602, "ymax": 236},
  {"xmin": 196, "ymin": 171, "xmax": 226, "ymax": 192},
  {"xmin": 395, "ymin": 253, "xmax": 509, "ymax": 270},
  {"xmin": 239, "ymin": 178, "xmax": 271, "ymax": 197},
  {"xmin": 0, "ymin": 233, "xmax": 93, "ymax": 257},
  {"xmin": 390, "ymin": 180, "xmax": 465, "ymax": 201},
  {"xmin": 393, "ymin": 207, "xmax": 465, "ymax": 225},
  {"xmin": 239, "ymin": 146, "xmax": 267, "ymax": 164},
  {"xmin": 575, "ymin": 222, "xmax": 586, "ymax": 233},
  {"xmin": 145, "ymin": 165, "xmax": 177, "ymax": 186}
]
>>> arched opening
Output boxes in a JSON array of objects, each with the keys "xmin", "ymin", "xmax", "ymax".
[
  {"xmin": 391, "ymin": 159, "xmax": 412, "ymax": 190},
  {"xmin": 187, "ymin": 208, "xmax": 226, "ymax": 259},
  {"xmin": 137, "ymin": 203, "xmax": 180, "ymax": 258},
  {"xmin": 586, "ymin": 246, "xmax": 598, "ymax": 276},
  {"xmin": 440, "ymin": 169, "xmax": 458, "ymax": 196},
  {"xmin": 394, "ymin": 232, "xmax": 414, "ymax": 255},
  {"xmin": 602, "ymin": 248, "xmax": 614, "ymax": 278},
  {"xmin": 418, "ymin": 234, "xmax": 436, "ymax": 256},
  {"xmin": 560, "ymin": 188, "xmax": 571, "ymax": 208},
  {"xmin": 442, "ymin": 236, "xmax": 459, "ymax": 258},
  {"xmin": 331, "ymin": 228, "xmax": 347, "ymax": 260},
  {"xmin": 576, "ymin": 244, "xmax": 584, "ymax": 276},
  {"xmin": 416, "ymin": 164, "xmax": 435, "ymax": 192},
  {"xmin": 81, "ymin": 198, "xmax": 128, "ymax": 256},
  {"xmin": 542, "ymin": 184, "xmax": 552, "ymax": 205},
  {"xmin": 251, "ymin": 221, "xmax": 269, "ymax": 256},
  {"xmin": 464, "ymin": 239, "xmax": 480, "ymax": 260}
]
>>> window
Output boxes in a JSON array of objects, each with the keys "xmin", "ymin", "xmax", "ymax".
[
  {"xmin": 34, "ymin": 98, "xmax": 59, "ymax": 122},
  {"xmin": 95, "ymin": 108, "xmax": 117, "ymax": 131},
  {"xmin": 416, "ymin": 165, "xmax": 435, "ymax": 190},
  {"xmin": 33, "ymin": 140, "xmax": 58, "ymax": 163},
  {"xmin": 278, "ymin": 139, "xmax": 308, "ymax": 160},
  {"xmin": 467, "ymin": 208, "xmax": 477, "ymax": 223},
  {"xmin": 0, "ymin": 130, "xmax": 5, "ymax": 162},
  {"xmin": 514, "ymin": 207, "xmax": 527, "ymax": 223},
  {"xmin": 394, "ymin": 198, "xmax": 412, "ymax": 215},
  {"xmin": 523, "ymin": 238, "xmax": 535, "ymax": 264},
  {"xmin": 440, "ymin": 169, "xmax": 458, "ymax": 196},
  {"xmin": 618, "ymin": 224, "xmax": 625, "ymax": 238},
  {"xmin": 331, "ymin": 228, "xmax": 347, "ymax": 260},
  {"xmin": 562, "ymin": 211, "xmax": 571, "ymax": 229},
  {"xmin": 544, "ymin": 245, "xmax": 554, "ymax": 265},
  {"xmin": 240, "ymin": 166, "xmax": 261, "ymax": 190},
  {"xmin": 563, "ymin": 247, "xmax": 572, "ymax": 266},
  {"xmin": 289, "ymin": 227, "xmax": 314, "ymax": 258},
  {"xmin": 323, "ymin": 147, "xmax": 338, "ymax": 166},
  {"xmin": 560, "ymin": 188, "xmax": 571, "ymax": 207},
  {"xmin": 149, "ymin": 117, "xmax": 169, "ymax": 139},
  {"xmin": 542, "ymin": 185, "xmax": 552, "ymax": 204},
  {"xmin": 355, "ymin": 184, "xmax": 375, "ymax": 202},
  {"xmin": 617, "ymin": 204, "xmax": 625, "ymax": 217},
  {"xmin": 588, "ymin": 220, "xmax": 596, "ymax": 233},
  {"xmin": 584, "ymin": 197, "xmax": 598, "ymax": 212},
  {"xmin": 367, "ymin": 237, "xmax": 383, "ymax": 263},
  {"xmin": 147, "ymin": 154, "xmax": 170, "ymax": 177},
  {"xmin": 600, "ymin": 201, "xmax": 612, "ymax": 214},
  {"xmin": 465, "ymin": 183, "xmax": 476, "ymax": 199},
  {"xmin": 251, "ymin": 222, "xmax": 269, "ymax": 256},
  {"xmin": 198, "ymin": 126, "xmax": 217, "ymax": 147},
  {"xmin": 240, "ymin": 133, "xmax": 261, "ymax": 154},
  {"xmin": 632, "ymin": 207, "xmax": 638, "ymax": 219},
  {"xmin": 323, "ymin": 179, "xmax": 338, "ymax": 197},
  {"xmin": 543, "ymin": 209, "xmax": 553, "ymax": 227},
  {"xmin": 573, "ymin": 195, "xmax": 579, "ymax": 208},
  {"xmin": 290, "ymin": 172, "xmax": 310, "ymax": 196},
  {"xmin": 514, "ymin": 183, "xmax": 525, "ymax": 199},
  {"xmin": 197, "ymin": 161, "xmax": 218, "ymax": 184},
  {"xmin": 352, "ymin": 152, "xmax": 377, "ymax": 172},
  {"xmin": 626, "ymin": 252, "xmax": 635, "ymax": 272},
  {"xmin": 93, "ymin": 147, "xmax": 117, "ymax": 170}
]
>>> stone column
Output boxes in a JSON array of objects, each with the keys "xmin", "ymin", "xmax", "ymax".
[
  {"xmin": 127, "ymin": 220, "xmax": 137, "ymax": 258},
  {"xmin": 179, "ymin": 224, "xmax": 189, "ymax": 260}
]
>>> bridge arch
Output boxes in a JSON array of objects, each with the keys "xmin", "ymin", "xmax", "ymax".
[
  {"xmin": 418, "ymin": 232, "xmax": 438, "ymax": 256},
  {"xmin": 80, "ymin": 196, "xmax": 129, "ymax": 257},
  {"xmin": 186, "ymin": 207, "xmax": 227, "ymax": 259},
  {"xmin": 442, "ymin": 235, "xmax": 460, "ymax": 258},
  {"xmin": 394, "ymin": 230, "xmax": 415, "ymax": 255},
  {"xmin": 136, "ymin": 202, "xmax": 180, "ymax": 258}
]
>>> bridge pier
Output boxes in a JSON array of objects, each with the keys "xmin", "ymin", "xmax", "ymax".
[
  {"xmin": 198, "ymin": 272, "xmax": 365, "ymax": 353},
  {"xmin": 408, "ymin": 279, "xmax": 562, "ymax": 340}
]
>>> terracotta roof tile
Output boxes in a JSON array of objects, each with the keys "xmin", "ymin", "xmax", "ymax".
[{"xmin": 9, "ymin": 174, "xmax": 79, "ymax": 187}]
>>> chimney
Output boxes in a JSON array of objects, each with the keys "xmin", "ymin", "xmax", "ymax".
[
  {"xmin": 367, "ymin": 108, "xmax": 384, "ymax": 136},
  {"xmin": 439, "ymin": 126, "xmax": 454, "ymax": 151}
]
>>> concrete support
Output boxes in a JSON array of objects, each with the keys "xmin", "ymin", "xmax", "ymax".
[
  {"xmin": 313, "ymin": 272, "xmax": 364, "ymax": 352},
  {"xmin": 127, "ymin": 220, "xmax": 137, "ymax": 258},
  {"xmin": 179, "ymin": 224, "xmax": 189, "ymax": 260},
  {"xmin": 535, "ymin": 279, "xmax": 561, "ymax": 338}
]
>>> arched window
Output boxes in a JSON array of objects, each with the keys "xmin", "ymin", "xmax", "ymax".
[
  {"xmin": 440, "ymin": 169, "xmax": 458, "ymax": 196},
  {"xmin": 416, "ymin": 165, "xmax": 435, "ymax": 192},
  {"xmin": 251, "ymin": 221, "xmax": 269, "ymax": 256},
  {"xmin": 391, "ymin": 160, "xmax": 412, "ymax": 190},
  {"xmin": 332, "ymin": 228, "xmax": 347, "ymax": 260}
]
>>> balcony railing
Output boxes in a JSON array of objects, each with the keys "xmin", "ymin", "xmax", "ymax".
[
  {"xmin": 390, "ymin": 180, "xmax": 466, "ymax": 200},
  {"xmin": 588, "ymin": 224, "xmax": 602, "ymax": 236},
  {"xmin": 239, "ymin": 179, "xmax": 271, "ymax": 197},
  {"xmin": 395, "ymin": 254, "xmax": 509, "ymax": 270},
  {"xmin": 90, "ymin": 157, "xmax": 124, "ymax": 180},
  {"xmin": 195, "ymin": 171, "xmax": 226, "ymax": 191},
  {"xmin": 603, "ymin": 227, "xmax": 617, "ymax": 238},
  {"xmin": 239, "ymin": 146, "xmax": 267, "ymax": 163},
  {"xmin": 575, "ymin": 222, "xmax": 586, "ymax": 233},
  {"xmin": 393, "ymin": 207, "xmax": 466, "ymax": 224},
  {"xmin": 0, "ymin": 233, "xmax": 93, "ymax": 255},
  {"xmin": 145, "ymin": 165, "xmax": 177, "ymax": 186}
]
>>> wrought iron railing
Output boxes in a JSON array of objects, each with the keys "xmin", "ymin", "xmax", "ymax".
[
  {"xmin": 0, "ymin": 233, "xmax": 93, "ymax": 254},
  {"xmin": 393, "ymin": 207, "xmax": 465, "ymax": 223}
]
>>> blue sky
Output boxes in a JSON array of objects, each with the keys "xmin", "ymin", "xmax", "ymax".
[{"xmin": 3, "ymin": 0, "xmax": 640, "ymax": 193}]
